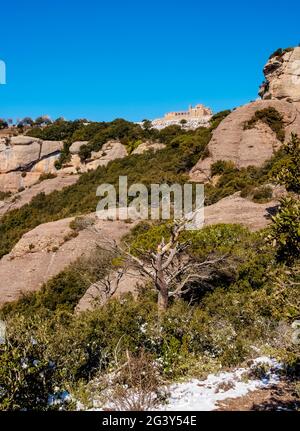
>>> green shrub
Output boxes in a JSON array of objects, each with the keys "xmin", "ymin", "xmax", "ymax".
[
  {"xmin": 38, "ymin": 172, "xmax": 57, "ymax": 182},
  {"xmin": 28, "ymin": 119, "xmax": 84, "ymax": 141},
  {"xmin": 272, "ymin": 133, "xmax": 300, "ymax": 193},
  {"xmin": 241, "ymin": 185, "xmax": 273, "ymax": 203},
  {"xmin": 0, "ymin": 191, "xmax": 12, "ymax": 201},
  {"xmin": 78, "ymin": 144, "xmax": 92, "ymax": 162},
  {"xmin": 211, "ymin": 160, "xmax": 236, "ymax": 176},
  {"xmin": 252, "ymin": 186, "xmax": 273, "ymax": 203},
  {"xmin": 267, "ymin": 197, "xmax": 300, "ymax": 263}
]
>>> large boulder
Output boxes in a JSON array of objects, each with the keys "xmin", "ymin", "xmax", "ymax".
[
  {"xmin": 190, "ymin": 100, "xmax": 300, "ymax": 182},
  {"xmin": 31, "ymin": 153, "xmax": 60, "ymax": 173},
  {"xmin": 90, "ymin": 140, "xmax": 128, "ymax": 163},
  {"xmin": 69, "ymin": 141, "xmax": 89, "ymax": 154},
  {"xmin": 0, "ymin": 141, "xmax": 41, "ymax": 173},
  {"xmin": 9, "ymin": 135, "xmax": 40, "ymax": 145},
  {"xmin": 259, "ymin": 47, "xmax": 300, "ymax": 106},
  {"xmin": 39, "ymin": 140, "xmax": 63, "ymax": 158}
]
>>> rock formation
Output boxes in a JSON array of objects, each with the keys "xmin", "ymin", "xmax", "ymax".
[
  {"xmin": 60, "ymin": 140, "xmax": 128, "ymax": 174},
  {"xmin": 0, "ymin": 137, "xmax": 128, "ymax": 192},
  {"xmin": 190, "ymin": 100, "xmax": 300, "ymax": 181},
  {"xmin": 0, "ymin": 136, "xmax": 63, "ymax": 173},
  {"xmin": 190, "ymin": 46, "xmax": 300, "ymax": 182},
  {"xmin": 0, "ymin": 133, "xmax": 169, "ymax": 192},
  {"xmin": 259, "ymin": 47, "xmax": 300, "ymax": 106},
  {"xmin": 0, "ymin": 135, "xmax": 63, "ymax": 192}
]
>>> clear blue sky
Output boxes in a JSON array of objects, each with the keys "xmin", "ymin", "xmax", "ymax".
[{"xmin": 1, "ymin": 0, "xmax": 300, "ymax": 122}]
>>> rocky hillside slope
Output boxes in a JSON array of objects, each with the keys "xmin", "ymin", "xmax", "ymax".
[
  {"xmin": 0, "ymin": 46, "xmax": 299, "ymax": 308},
  {"xmin": 0, "ymin": 191, "xmax": 279, "ymax": 307}
]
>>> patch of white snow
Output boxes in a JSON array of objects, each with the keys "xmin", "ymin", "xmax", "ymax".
[{"xmin": 158, "ymin": 356, "xmax": 282, "ymax": 411}]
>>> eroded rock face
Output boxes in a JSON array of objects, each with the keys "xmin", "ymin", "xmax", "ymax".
[
  {"xmin": 61, "ymin": 140, "xmax": 128, "ymax": 174},
  {"xmin": 0, "ymin": 135, "xmax": 64, "ymax": 191},
  {"xmin": 0, "ymin": 172, "xmax": 41, "ymax": 192},
  {"xmin": 31, "ymin": 153, "xmax": 60, "ymax": 173},
  {"xmin": 0, "ymin": 140, "xmax": 41, "ymax": 173},
  {"xmin": 0, "ymin": 136, "xmax": 63, "ymax": 173},
  {"xmin": 190, "ymin": 100, "xmax": 300, "ymax": 182},
  {"xmin": 259, "ymin": 47, "xmax": 300, "ymax": 105}
]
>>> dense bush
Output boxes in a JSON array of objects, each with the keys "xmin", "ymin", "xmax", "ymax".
[
  {"xmin": 204, "ymin": 145, "xmax": 291, "ymax": 205},
  {"xmin": 210, "ymin": 160, "xmax": 236, "ymax": 176},
  {"xmin": 266, "ymin": 134, "xmax": 300, "ymax": 263},
  {"xmin": 0, "ymin": 191, "xmax": 11, "ymax": 201},
  {"xmin": 272, "ymin": 133, "xmax": 300, "ymax": 193},
  {"xmin": 29, "ymin": 119, "xmax": 84, "ymax": 141},
  {"xmin": 0, "ymin": 119, "xmax": 8, "ymax": 129},
  {"xmin": 267, "ymin": 197, "xmax": 300, "ymax": 263},
  {"xmin": 240, "ymin": 185, "xmax": 273, "ymax": 203},
  {"xmin": 209, "ymin": 110, "xmax": 231, "ymax": 129}
]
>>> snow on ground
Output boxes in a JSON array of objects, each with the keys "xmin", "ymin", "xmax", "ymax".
[
  {"xmin": 76, "ymin": 356, "xmax": 283, "ymax": 411},
  {"xmin": 158, "ymin": 357, "xmax": 283, "ymax": 411}
]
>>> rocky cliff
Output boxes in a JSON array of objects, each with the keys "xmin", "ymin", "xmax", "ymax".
[
  {"xmin": 0, "ymin": 135, "xmax": 63, "ymax": 192},
  {"xmin": 190, "ymin": 46, "xmax": 300, "ymax": 182},
  {"xmin": 259, "ymin": 47, "xmax": 300, "ymax": 106}
]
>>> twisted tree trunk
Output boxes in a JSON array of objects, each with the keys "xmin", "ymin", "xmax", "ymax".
[{"xmin": 156, "ymin": 254, "xmax": 168, "ymax": 312}]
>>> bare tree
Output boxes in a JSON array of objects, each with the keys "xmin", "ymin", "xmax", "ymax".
[{"xmin": 91, "ymin": 220, "xmax": 231, "ymax": 312}]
